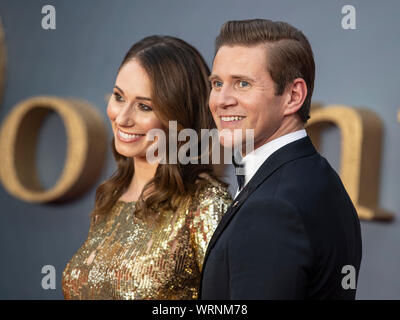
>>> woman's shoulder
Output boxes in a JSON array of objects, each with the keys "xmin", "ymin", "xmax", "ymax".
[
  {"xmin": 89, "ymin": 200, "xmax": 128, "ymax": 227},
  {"xmin": 193, "ymin": 173, "xmax": 232, "ymax": 208},
  {"xmin": 185, "ymin": 174, "xmax": 232, "ymax": 231}
]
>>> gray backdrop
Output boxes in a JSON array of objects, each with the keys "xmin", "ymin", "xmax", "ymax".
[{"xmin": 0, "ymin": 0, "xmax": 399, "ymax": 299}]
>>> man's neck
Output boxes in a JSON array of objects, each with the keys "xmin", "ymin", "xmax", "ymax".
[{"xmin": 243, "ymin": 115, "xmax": 304, "ymax": 157}]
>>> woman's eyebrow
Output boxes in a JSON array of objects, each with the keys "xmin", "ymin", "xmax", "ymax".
[
  {"xmin": 136, "ymin": 96, "xmax": 152, "ymax": 101},
  {"xmin": 114, "ymin": 85, "xmax": 124, "ymax": 94},
  {"xmin": 114, "ymin": 85, "xmax": 151, "ymax": 101}
]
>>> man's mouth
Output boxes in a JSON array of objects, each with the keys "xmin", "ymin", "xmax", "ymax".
[{"xmin": 220, "ymin": 116, "xmax": 246, "ymax": 122}]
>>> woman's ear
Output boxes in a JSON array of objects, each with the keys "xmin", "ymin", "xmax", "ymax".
[{"xmin": 283, "ymin": 78, "xmax": 307, "ymax": 116}]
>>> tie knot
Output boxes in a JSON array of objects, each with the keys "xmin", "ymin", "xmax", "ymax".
[
  {"xmin": 232, "ymin": 155, "xmax": 245, "ymax": 191},
  {"xmin": 232, "ymin": 154, "xmax": 244, "ymax": 168}
]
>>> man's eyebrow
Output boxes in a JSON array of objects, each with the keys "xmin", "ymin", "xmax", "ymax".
[
  {"xmin": 208, "ymin": 74, "xmax": 219, "ymax": 81},
  {"xmin": 208, "ymin": 74, "xmax": 256, "ymax": 82},
  {"xmin": 114, "ymin": 85, "xmax": 151, "ymax": 101},
  {"xmin": 231, "ymin": 74, "xmax": 256, "ymax": 81}
]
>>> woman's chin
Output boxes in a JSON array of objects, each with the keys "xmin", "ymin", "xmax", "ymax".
[
  {"xmin": 115, "ymin": 145, "xmax": 139, "ymax": 158},
  {"xmin": 115, "ymin": 146, "xmax": 149, "ymax": 159}
]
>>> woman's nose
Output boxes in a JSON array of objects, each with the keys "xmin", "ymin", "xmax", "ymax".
[{"xmin": 115, "ymin": 104, "xmax": 135, "ymax": 126}]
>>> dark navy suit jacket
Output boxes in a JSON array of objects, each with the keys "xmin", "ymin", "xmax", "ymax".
[{"xmin": 200, "ymin": 137, "xmax": 362, "ymax": 299}]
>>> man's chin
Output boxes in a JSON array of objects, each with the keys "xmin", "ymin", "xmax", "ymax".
[
  {"xmin": 218, "ymin": 138, "xmax": 235, "ymax": 150},
  {"xmin": 218, "ymin": 128, "xmax": 248, "ymax": 149}
]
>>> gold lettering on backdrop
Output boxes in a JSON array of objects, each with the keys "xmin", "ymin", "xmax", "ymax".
[
  {"xmin": 0, "ymin": 18, "xmax": 6, "ymax": 106},
  {"xmin": 306, "ymin": 104, "xmax": 393, "ymax": 221},
  {"xmin": 0, "ymin": 96, "xmax": 107, "ymax": 203}
]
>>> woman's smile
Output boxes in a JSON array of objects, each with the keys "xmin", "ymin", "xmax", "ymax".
[{"xmin": 117, "ymin": 128, "xmax": 145, "ymax": 143}]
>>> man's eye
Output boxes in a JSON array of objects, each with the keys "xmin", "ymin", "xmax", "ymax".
[
  {"xmin": 138, "ymin": 103, "xmax": 152, "ymax": 111},
  {"xmin": 238, "ymin": 80, "xmax": 250, "ymax": 88},
  {"xmin": 113, "ymin": 92, "xmax": 124, "ymax": 102},
  {"xmin": 212, "ymin": 80, "xmax": 223, "ymax": 88}
]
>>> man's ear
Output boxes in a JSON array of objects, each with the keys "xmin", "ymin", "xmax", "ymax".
[{"xmin": 283, "ymin": 78, "xmax": 307, "ymax": 116}]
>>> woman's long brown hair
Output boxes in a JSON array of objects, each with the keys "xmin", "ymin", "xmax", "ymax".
[{"xmin": 92, "ymin": 35, "xmax": 221, "ymax": 222}]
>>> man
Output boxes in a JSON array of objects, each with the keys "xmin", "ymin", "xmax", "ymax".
[{"xmin": 200, "ymin": 19, "xmax": 362, "ymax": 299}]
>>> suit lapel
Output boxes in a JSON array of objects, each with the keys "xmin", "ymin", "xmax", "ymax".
[{"xmin": 203, "ymin": 137, "xmax": 317, "ymax": 263}]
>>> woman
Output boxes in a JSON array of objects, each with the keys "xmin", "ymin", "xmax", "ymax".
[{"xmin": 61, "ymin": 35, "xmax": 232, "ymax": 300}]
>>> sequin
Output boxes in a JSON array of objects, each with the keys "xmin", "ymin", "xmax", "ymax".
[{"xmin": 62, "ymin": 179, "xmax": 232, "ymax": 300}]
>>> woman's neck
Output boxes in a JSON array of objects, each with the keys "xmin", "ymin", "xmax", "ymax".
[{"xmin": 120, "ymin": 156, "xmax": 158, "ymax": 202}]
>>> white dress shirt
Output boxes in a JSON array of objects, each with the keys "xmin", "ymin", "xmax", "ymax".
[{"xmin": 234, "ymin": 129, "xmax": 307, "ymax": 198}]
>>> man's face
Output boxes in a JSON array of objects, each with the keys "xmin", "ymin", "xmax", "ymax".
[{"xmin": 209, "ymin": 44, "xmax": 286, "ymax": 152}]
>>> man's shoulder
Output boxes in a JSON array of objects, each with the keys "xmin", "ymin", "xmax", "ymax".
[
  {"xmin": 247, "ymin": 149, "xmax": 358, "ymax": 233},
  {"xmin": 246, "ymin": 151, "xmax": 354, "ymax": 223},
  {"xmin": 261, "ymin": 150, "xmax": 341, "ymax": 195}
]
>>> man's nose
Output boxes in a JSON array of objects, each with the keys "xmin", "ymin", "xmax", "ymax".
[
  {"xmin": 215, "ymin": 86, "xmax": 238, "ymax": 109},
  {"xmin": 115, "ymin": 103, "xmax": 135, "ymax": 126}
]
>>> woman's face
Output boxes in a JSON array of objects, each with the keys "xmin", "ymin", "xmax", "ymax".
[{"xmin": 107, "ymin": 59, "xmax": 164, "ymax": 159}]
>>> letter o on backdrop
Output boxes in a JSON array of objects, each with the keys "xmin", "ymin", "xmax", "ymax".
[
  {"xmin": 0, "ymin": 18, "xmax": 6, "ymax": 106},
  {"xmin": 0, "ymin": 96, "xmax": 107, "ymax": 203}
]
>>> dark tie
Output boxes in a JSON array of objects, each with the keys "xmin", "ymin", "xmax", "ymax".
[{"xmin": 232, "ymin": 155, "xmax": 245, "ymax": 191}]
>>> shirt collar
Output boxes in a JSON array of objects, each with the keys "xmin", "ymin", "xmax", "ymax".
[{"xmin": 242, "ymin": 129, "xmax": 307, "ymax": 187}]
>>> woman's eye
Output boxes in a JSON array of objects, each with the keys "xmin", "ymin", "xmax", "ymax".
[
  {"xmin": 238, "ymin": 80, "xmax": 250, "ymax": 88},
  {"xmin": 113, "ymin": 92, "xmax": 124, "ymax": 102},
  {"xmin": 138, "ymin": 103, "xmax": 152, "ymax": 111}
]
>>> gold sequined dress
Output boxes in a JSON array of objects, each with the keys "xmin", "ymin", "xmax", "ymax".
[{"xmin": 62, "ymin": 180, "xmax": 231, "ymax": 299}]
